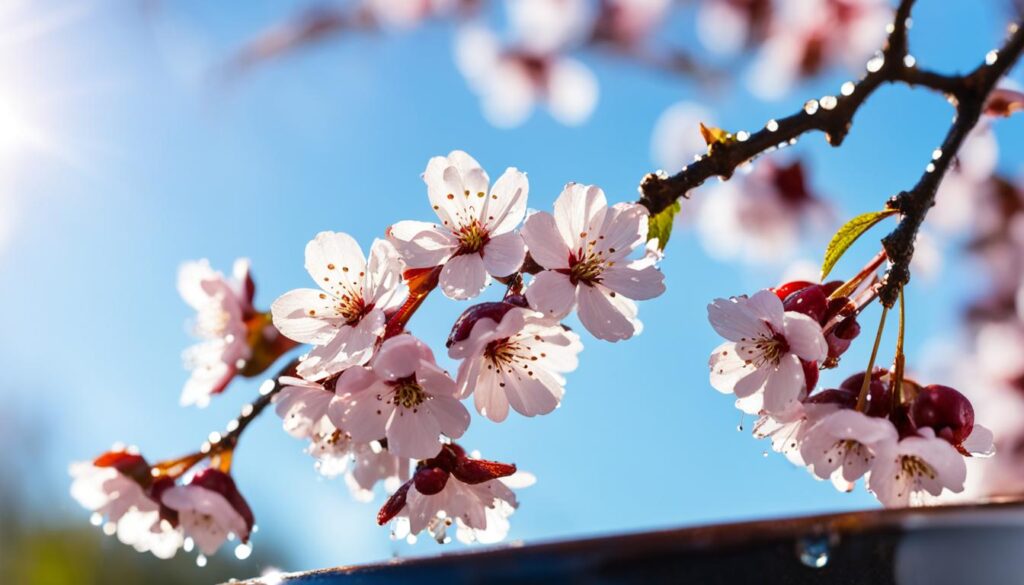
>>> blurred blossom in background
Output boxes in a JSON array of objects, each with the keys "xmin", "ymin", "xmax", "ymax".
[{"xmin": 2, "ymin": 0, "xmax": 1024, "ymax": 582}]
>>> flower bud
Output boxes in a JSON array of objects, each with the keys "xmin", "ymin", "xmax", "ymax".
[
  {"xmin": 838, "ymin": 370, "xmax": 890, "ymax": 417},
  {"xmin": 447, "ymin": 301, "xmax": 523, "ymax": 347},
  {"xmin": 773, "ymin": 280, "xmax": 815, "ymax": 301},
  {"xmin": 413, "ymin": 466, "xmax": 450, "ymax": 495},
  {"xmin": 782, "ymin": 284, "xmax": 828, "ymax": 323},
  {"xmin": 189, "ymin": 469, "xmax": 255, "ymax": 538}
]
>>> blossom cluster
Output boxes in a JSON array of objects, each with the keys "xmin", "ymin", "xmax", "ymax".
[
  {"xmin": 709, "ymin": 281, "xmax": 994, "ymax": 506},
  {"xmin": 70, "ymin": 150, "xmax": 665, "ymax": 560}
]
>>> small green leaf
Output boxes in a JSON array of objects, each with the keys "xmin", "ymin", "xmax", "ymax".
[
  {"xmin": 647, "ymin": 200, "xmax": 681, "ymax": 251},
  {"xmin": 821, "ymin": 209, "xmax": 897, "ymax": 280}
]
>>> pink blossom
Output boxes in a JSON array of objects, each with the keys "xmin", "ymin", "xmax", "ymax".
[
  {"xmin": 449, "ymin": 304, "xmax": 583, "ymax": 422},
  {"xmin": 364, "ymin": 0, "xmax": 458, "ymax": 29},
  {"xmin": 331, "ymin": 334, "xmax": 471, "ymax": 460},
  {"xmin": 867, "ymin": 428, "xmax": 967, "ymax": 507},
  {"xmin": 70, "ymin": 449, "xmax": 184, "ymax": 559},
  {"xmin": 800, "ymin": 409, "xmax": 899, "ymax": 492},
  {"xmin": 746, "ymin": 0, "xmax": 890, "ymax": 100},
  {"xmin": 454, "ymin": 25, "xmax": 598, "ymax": 127},
  {"xmin": 387, "ymin": 151, "xmax": 528, "ymax": 300},
  {"xmin": 178, "ymin": 259, "xmax": 255, "ymax": 407},
  {"xmin": 696, "ymin": 159, "xmax": 828, "ymax": 265},
  {"xmin": 522, "ymin": 183, "xmax": 665, "ymax": 341},
  {"xmin": 708, "ymin": 289, "xmax": 827, "ymax": 414},
  {"xmin": 271, "ymin": 232, "xmax": 406, "ymax": 380},
  {"xmin": 161, "ymin": 469, "xmax": 254, "ymax": 556}
]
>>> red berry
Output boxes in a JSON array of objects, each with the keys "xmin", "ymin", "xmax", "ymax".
[
  {"xmin": 826, "ymin": 317, "xmax": 861, "ymax": 360},
  {"xmin": 910, "ymin": 385, "xmax": 975, "ymax": 445},
  {"xmin": 783, "ymin": 285, "xmax": 828, "ymax": 323},
  {"xmin": 821, "ymin": 280, "xmax": 844, "ymax": 297},
  {"xmin": 801, "ymin": 360, "xmax": 820, "ymax": 394},
  {"xmin": 838, "ymin": 370, "xmax": 890, "ymax": 417},
  {"xmin": 806, "ymin": 387, "xmax": 858, "ymax": 409}
]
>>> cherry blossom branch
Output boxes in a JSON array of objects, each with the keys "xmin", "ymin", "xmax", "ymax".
[
  {"xmin": 638, "ymin": 0, "xmax": 919, "ymax": 215},
  {"xmin": 207, "ymin": 357, "xmax": 301, "ymax": 457},
  {"xmin": 879, "ymin": 21, "xmax": 1024, "ymax": 306}
]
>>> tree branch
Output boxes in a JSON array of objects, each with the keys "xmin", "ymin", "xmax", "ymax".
[
  {"xmin": 639, "ymin": 0, "xmax": 920, "ymax": 216},
  {"xmin": 879, "ymin": 21, "xmax": 1024, "ymax": 306},
  {"xmin": 209, "ymin": 357, "xmax": 300, "ymax": 455}
]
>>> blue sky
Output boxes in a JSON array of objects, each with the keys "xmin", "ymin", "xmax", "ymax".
[{"xmin": 3, "ymin": 0, "xmax": 1023, "ymax": 575}]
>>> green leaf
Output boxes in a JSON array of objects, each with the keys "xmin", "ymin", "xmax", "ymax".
[
  {"xmin": 821, "ymin": 209, "xmax": 897, "ymax": 280},
  {"xmin": 647, "ymin": 200, "xmax": 681, "ymax": 251}
]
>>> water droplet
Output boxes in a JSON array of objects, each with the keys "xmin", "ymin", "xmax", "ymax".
[
  {"xmin": 1010, "ymin": 23, "xmax": 1019, "ymax": 34},
  {"xmin": 788, "ymin": 138, "xmax": 798, "ymax": 146},
  {"xmin": 803, "ymin": 99, "xmax": 820, "ymax": 115},
  {"xmin": 693, "ymin": 154, "xmax": 703, "ymax": 162},
  {"xmin": 866, "ymin": 54, "xmax": 885, "ymax": 73},
  {"xmin": 241, "ymin": 404, "xmax": 254, "ymax": 417},
  {"xmin": 903, "ymin": 55, "xmax": 916, "ymax": 68},
  {"xmin": 926, "ymin": 163, "xmax": 936, "ymax": 173},
  {"xmin": 986, "ymin": 50, "xmax": 999, "ymax": 65},
  {"xmin": 797, "ymin": 535, "xmax": 831, "ymax": 568},
  {"xmin": 762, "ymin": 450, "xmax": 769, "ymax": 458},
  {"xmin": 737, "ymin": 424, "xmax": 744, "ymax": 432},
  {"xmin": 840, "ymin": 82, "xmax": 855, "ymax": 96},
  {"xmin": 90, "ymin": 513, "xmax": 103, "ymax": 526},
  {"xmin": 252, "ymin": 524, "xmax": 259, "ymax": 533},
  {"xmin": 196, "ymin": 554, "xmax": 207, "ymax": 568},
  {"xmin": 200, "ymin": 441, "xmax": 211, "ymax": 454},
  {"xmin": 183, "ymin": 537, "xmax": 195, "ymax": 552},
  {"xmin": 102, "ymin": 522, "xmax": 117, "ymax": 536},
  {"xmin": 820, "ymin": 96, "xmax": 838, "ymax": 110},
  {"xmin": 235, "ymin": 543, "xmax": 253, "ymax": 560},
  {"xmin": 931, "ymin": 148, "xmax": 942, "ymax": 160},
  {"xmin": 766, "ymin": 119, "xmax": 779, "ymax": 132},
  {"xmin": 226, "ymin": 419, "xmax": 240, "ymax": 432},
  {"xmin": 736, "ymin": 131, "xmax": 750, "ymax": 142},
  {"xmin": 209, "ymin": 432, "xmax": 222, "ymax": 444},
  {"xmin": 259, "ymin": 380, "xmax": 275, "ymax": 396},
  {"xmin": 885, "ymin": 23, "xmax": 895, "ymax": 34}
]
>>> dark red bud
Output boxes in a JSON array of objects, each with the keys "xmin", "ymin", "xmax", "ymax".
[
  {"xmin": 452, "ymin": 458, "xmax": 517, "ymax": 485},
  {"xmin": 189, "ymin": 469, "xmax": 255, "ymax": 537},
  {"xmin": 911, "ymin": 385, "xmax": 975, "ymax": 445},
  {"xmin": 773, "ymin": 280, "xmax": 815, "ymax": 301},
  {"xmin": 821, "ymin": 280, "xmax": 844, "ymax": 297},
  {"xmin": 891, "ymin": 402, "xmax": 918, "ymax": 439},
  {"xmin": 149, "ymin": 477, "xmax": 179, "ymax": 526},
  {"xmin": 837, "ymin": 370, "xmax": 890, "ymax": 417},
  {"xmin": 806, "ymin": 388, "xmax": 858, "ymax": 409},
  {"xmin": 93, "ymin": 450, "xmax": 151, "ymax": 487},
  {"xmin": 413, "ymin": 466, "xmax": 450, "ymax": 495},
  {"xmin": 783, "ymin": 285, "xmax": 828, "ymax": 323},
  {"xmin": 377, "ymin": 480, "xmax": 412, "ymax": 525},
  {"xmin": 823, "ymin": 296, "xmax": 850, "ymax": 322},
  {"xmin": 801, "ymin": 360, "xmax": 819, "ymax": 394},
  {"xmin": 826, "ymin": 317, "xmax": 861, "ymax": 360},
  {"xmin": 447, "ymin": 302, "xmax": 522, "ymax": 348}
]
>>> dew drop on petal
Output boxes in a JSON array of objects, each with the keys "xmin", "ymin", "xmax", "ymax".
[
  {"xmin": 797, "ymin": 536, "xmax": 830, "ymax": 568},
  {"xmin": 235, "ymin": 543, "xmax": 253, "ymax": 560}
]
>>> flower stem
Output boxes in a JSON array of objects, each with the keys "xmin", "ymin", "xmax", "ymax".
[
  {"xmin": 856, "ymin": 305, "xmax": 889, "ymax": 412},
  {"xmin": 892, "ymin": 288, "xmax": 906, "ymax": 408}
]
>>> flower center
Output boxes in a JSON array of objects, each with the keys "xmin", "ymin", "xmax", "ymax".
[
  {"xmin": 393, "ymin": 378, "xmax": 427, "ymax": 408},
  {"xmin": 336, "ymin": 294, "xmax": 369, "ymax": 325},
  {"xmin": 485, "ymin": 338, "xmax": 520, "ymax": 365},
  {"xmin": 456, "ymin": 220, "xmax": 489, "ymax": 254},
  {"xmin": 568, "ymin": 253, "xmax": 604, "ymax": 285},
  {"xmin": 899, "ymin": 455, "xmax": 937, "ymax": 482},
  {"xmin": 750, "ymin": 331, "xmax": 790, "ymax": 367}
]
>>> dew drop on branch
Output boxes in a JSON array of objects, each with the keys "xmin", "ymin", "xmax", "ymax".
[
  {"xmin": 804, "ymin": 100, "xmax": 820, "ymax": 115},
  {"xmin": 986, "ymin": 50, "xmax": 999, "ymax": 65},
  {"xmin": 903, "ymin": 55, "xmax": 916, "ymax": 68},
  {"xmin": 841, "ymin": 82, "xmax": 855, "ymax": 96},
  {"xmin": 820, "ymin": 96, "xmax": 838, "ymax": 110},
  {"xmin": 866, "ymin": 54, "xmax": 885, "ymax": 73}
]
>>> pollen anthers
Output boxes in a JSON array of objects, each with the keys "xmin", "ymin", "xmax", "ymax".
[
  {"xmin": 483, "ymin": 337, "xmax": 537, "ymax": 379},
  {"xmin": 455, "ymin": 220, "xmax": 490, "ymax": 254},
  {"xmin": 393, "ymin": 377, "xmax": 428, "ymax": 409}
]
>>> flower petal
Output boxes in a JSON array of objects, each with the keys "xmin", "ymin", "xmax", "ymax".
[
  {"xmin": 526, "ymin": 270, "xmax": 576, "ymax": 319},
  {"xmin": 440, "ymin": 253, "xmax": 490, "ymax": 300},
  {"xmin": 553, "ymin": 183, "xmax": 607, "ymax": 252},
  {"xmin": 482, "ymin": 231, "xmax": 526, "ymax": 277},
  {"xmin": 387, "ymin": 221, "xmax": 457, "ymax": 269},
  {"xmin": 576, "ymin": 283, "xmax": 641, "ymax": 341},
  {"xmin": 305, "ymin": 231, "xmax": 367, "ymax": 297},
  {"xmin": 600, "ymin": 262, "xmax": 665, "ymax": 301},
  {"xmin": 481, "ymin": 167, "xmax": 528, "ymax": 233},
  {"xmin": 521, "ymin": 210, "xmax": 571, "ymax": 269},
  {"xmin": 783, "ymin": 311, "xmax": 828, "ymax": 362},
  {"xmin": 270, "ymin": 288, "xmax": 344, "ymax": 345},
  {"xmin": 762, "ymin": 353, "xmax": 805, "ymax": 413}
]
